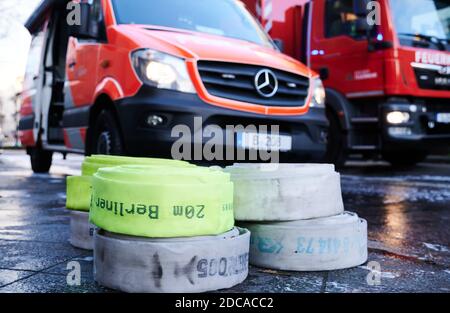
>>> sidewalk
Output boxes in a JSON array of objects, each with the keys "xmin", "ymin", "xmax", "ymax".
[{"xmin": 0, "ymin": 150, "xmax": 449, "ymax": 293}]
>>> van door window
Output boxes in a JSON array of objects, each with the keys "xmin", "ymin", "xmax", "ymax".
[
  {"xmin": 86, "ymin": 0, "xmax": 107, "ymax": 41},
  {"xmin": 24, "ymin": 29, "xmax": 45, "ymax": 90}
]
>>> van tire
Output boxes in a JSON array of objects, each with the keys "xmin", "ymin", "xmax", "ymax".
[
  {"xmin": 91, "ymin": 110, "xmax": 124, "ymax": 155},
  {"xmin": 382, "ymin": 150, "xmax": 428, "ymax": 168},
  {"xmin": 29, "ymin": 147, "xmax": 53, "ymax": 173},
  {"xmin": 325, "ymin": 110, "xmax": 347, "ymax": 169}
]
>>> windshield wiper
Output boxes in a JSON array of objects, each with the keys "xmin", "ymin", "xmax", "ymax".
[{"xmin": 398, "ymin": 33, "xmax": 448, "ymax": 51}]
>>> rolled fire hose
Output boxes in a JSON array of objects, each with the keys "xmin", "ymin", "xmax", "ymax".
[
  {"xmin": 90, "ymin": 165, "xmax": 235, "ymax": 238},
  {"xmin": 66, "ymin": 155, "xmax": 192, "ymax": 211},
  {"xmin": 225, "ymin": 163, "xmax": 344, "ymax": 221},
  {"xmin": 66, "ymin": 176, "xmax": 92, "ymax": 212},
  {"xmin": 240, "ymin": 212, "xmax": 368, "ymax": 271},
  {"xmin": 69, "ymin": 210, "xmax": 95, "ymax": 250},
  {"xmin": 94, "ymin": 227, "xmax": 250, "ymax": 293},
  {"xmin": 81, "ymin": 155, "xmax": 191, "ymax": 176}
]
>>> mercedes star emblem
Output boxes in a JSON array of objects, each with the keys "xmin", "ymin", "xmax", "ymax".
[{"xmin": 254, "ymin": 69, "xmax": 279, "ymax": 98}]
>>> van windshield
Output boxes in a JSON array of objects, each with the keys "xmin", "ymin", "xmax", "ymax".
[{"xmin": 111, "ymin": 0, "xmax": 273, "ymax": 48}]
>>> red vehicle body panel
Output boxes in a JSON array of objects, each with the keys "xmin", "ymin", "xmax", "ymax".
[{"xmin": 242, "ymin": 0, "xmax": 450, "ymax": 100}]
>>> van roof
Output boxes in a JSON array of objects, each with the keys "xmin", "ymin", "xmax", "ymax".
[{"xmin": 25, "ymin": 0, "xmax": 67, "ymax": 34}]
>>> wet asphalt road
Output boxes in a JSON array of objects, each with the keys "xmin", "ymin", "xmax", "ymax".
[{"xmin": 0, "ymin": 149, "xmax": 449, "ymax": 293}]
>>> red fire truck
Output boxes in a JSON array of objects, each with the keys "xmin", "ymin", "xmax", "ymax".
[{"xmin": 243, "ymin": 0, "xmax": 450, "ymax": 166}]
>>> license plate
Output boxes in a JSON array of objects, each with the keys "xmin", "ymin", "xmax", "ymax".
[
  {"xmin": 437, "ymin": 113, "xmax": 450, "ymax": 124},
  {"xmin": 236, "ymin": 132, "xmax": 292, "ymax": 152}
]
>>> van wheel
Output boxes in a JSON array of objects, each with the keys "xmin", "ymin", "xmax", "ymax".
[
  {"xmin": 325, "ymin": 111, "xmax": 347, "ymax": 168},
  {"xmin": 91, "ymin": 110, "xmax": 124, "ymax": 155},
  {"xmin": 29, "ymin": 147, "xmax": 53, "ymax": 173},
  {"xmin": 382, "ymin": 150, "xmax": 428, "ymax": 168}
]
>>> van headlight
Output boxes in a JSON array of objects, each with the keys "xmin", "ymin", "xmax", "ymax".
[
  {"xmin": 131, "ymin": 49, "xmax": 196, "ymax": 94},
  {"xmin": 310, "ymin": 77, "xmax": 326, "ymax": 108}
]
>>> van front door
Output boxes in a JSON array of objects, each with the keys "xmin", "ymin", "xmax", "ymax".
[
  {"xmin": 63, "ymin": 0, "xmax": 105, "ymax": 152},
  {"xmin": 20, "ymin": 22, "xmax": 48, "ymax": 146}
]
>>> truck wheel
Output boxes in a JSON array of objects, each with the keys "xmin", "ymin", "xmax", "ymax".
[
  {"xmin": 29, "ymin": 147, "xmax": 53, "ymax": 173},
  {"xmin": 91, "ymin": 110, "xmax": 124, "ymax": 155},
  {"xmin": 382, "ymin": 150, "xmax": 428, "ymax": 168},
  {"xmin": 325, "ymin": 111, "xmax": 347, "ymax": 168}
]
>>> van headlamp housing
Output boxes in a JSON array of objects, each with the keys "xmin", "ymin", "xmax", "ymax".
[
  {"xmin": 310, "ymin": 77, "xmax": 326, "ymax": 108},
  {"xmin": 131, "ymin": 49, "xmax": 196, "ymax": 94}
]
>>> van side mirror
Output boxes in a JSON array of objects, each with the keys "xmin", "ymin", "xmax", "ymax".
[
  {"xmin": 354, "ymin": 0, "xmax": 370, "ymax": 17},
  {"xmin": 68, "ymin": 3, "xmax": 98, "ymax": 39},
  {"xmin": 273, "ymin": 39, "xmax": 284, "ymax": 52}
]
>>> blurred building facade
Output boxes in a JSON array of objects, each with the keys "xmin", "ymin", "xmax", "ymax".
[
  {"xmin": 0, "ymin": 0, "xmax": 40, "ymax": 147},
  {"xmin": 0, "ymin": 76, "xmax": 23, "ymax": 147}
]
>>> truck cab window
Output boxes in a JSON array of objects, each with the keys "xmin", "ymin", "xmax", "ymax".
[
  {"xmin": 390, "ymin": 0, "xmax": 449, "ymax": 51},
  {"xmin": 325, "ymin": 0, "xmax": 360, "ymax": 38}
]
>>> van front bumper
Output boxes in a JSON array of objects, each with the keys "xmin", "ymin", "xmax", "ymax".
[{"xmin": 114, "ymin": 87, "xmax": 328, "ymax": 162}]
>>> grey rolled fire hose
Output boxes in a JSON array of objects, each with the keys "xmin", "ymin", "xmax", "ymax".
[
  {"xmin": 69, "ymin": 210, "xmax": 95, "ymax": 250},
  {"xmin": 226, "ymin": 164, "xmax": 344, "ymax": 221},
  {"xmin": 240, "ymin": 212, "xmax": 368, "ymax": 271},
  {"xmin": 94, "ymin": 227, "xmax": 250, "ymax": 293}
]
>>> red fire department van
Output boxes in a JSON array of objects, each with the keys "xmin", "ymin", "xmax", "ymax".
[
  {"xmin": 19, "ymin": 0, "xmax": 328, "ymax": 173},
  {"xmin": 243, "ymin": 0, "xmax": 450, "ymax": 166}
]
